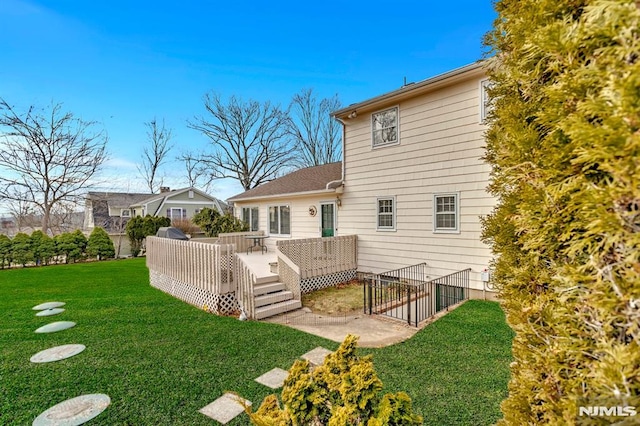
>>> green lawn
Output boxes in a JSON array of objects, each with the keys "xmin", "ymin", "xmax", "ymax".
[{"xmin": 1, "ymin": 259, "xmax": 513, "ymax": 425}]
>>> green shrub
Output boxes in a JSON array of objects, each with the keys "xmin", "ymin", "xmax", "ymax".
[
  {"xmin": 126, "ymin": 215, "xmax": 171, "ymax": 257},
  {"xmin": 0, "ymin": 234, "xmax": 12, "ymax": 269},
  {"xmin": 192, "ymin": 208, "xmax": 248, "ymax": 237},
  {"xmin": 55, "ymin": 230, "xmax": 87, "ymax": 264},
  {"xmin": 482, "ymin": 1, "xmax": 640, "ymax": 423},
  {"xmin": 86, "ymin": 227, "xmax": 115, "ymax": 260},
  {"xmin": 241, "ymin": 335, "xmax": 422, "ymax": 425},
  {"xmin": 11, "ymin": 232, "xmax": 32, "ymax": 267},
  {"xmin": 30, "ymin": 230, "xmax": 56, "ymax": 265}
]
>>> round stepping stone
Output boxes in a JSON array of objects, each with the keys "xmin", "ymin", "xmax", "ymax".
[
  {"xmin": 32, "ymin": 394, "xmax": 110, "ymax": 426},
  {"xmin": 35, "ymin": 321, "xmax": 76, "ymax": 334},
  {"xmin": 36, "ymin": 308, "xmax": 65, "ymax": 317},
  {"xmin": 30, "ymin": 344, "xmax": 86, "ymax": 363},
  {"xmin": 32, "ymin": 302, "xmax": 66, "ymax": 311}
]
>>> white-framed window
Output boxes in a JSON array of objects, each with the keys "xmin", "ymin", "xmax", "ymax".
[
  {"xmin": 269, "ymin": 205, "xmax": 290, "ymax": 235},
  {"xmin": 372, "ymin": 106, "xmax": 399, "ymax": 148},
  {"xmin": 188, "ymin": 190, "xmax": 194, "ymax": 199},
  {"xmin": 433, "ymin": 193, "xmax": 460, "ymax": 233},
  {"xmin": 242, "ymin": 207, "xmax": 259, "ymax": 232},
  {"xmin": 121, "ymin": 209, "xmax": 130, "ymax": 218},
  {"xmin": 480, "ymin": 79, "xmax": 493, "ymax": 122},
  {"xmin": 167, "ymin": 208, "xmax": 187, "ymax": 220},
  {"xmin": 376, "ymin": 196, "xmax": 396, "ymax": 231}
]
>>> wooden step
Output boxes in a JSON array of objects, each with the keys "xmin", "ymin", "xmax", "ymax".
[
  {"xmin": 255, "ymin": 290, "xmax": 294, "ymax": 308},
  {"xmin": 255, "ymin": 299, "xmax": 302, "ymax": 320},
  {"xmin": 253, "ymin": 282, "xmax": 287, "ymax": 296},
  {"xmin": 255, "ymin": 273, "xmax": 280, "ymax": 285}
]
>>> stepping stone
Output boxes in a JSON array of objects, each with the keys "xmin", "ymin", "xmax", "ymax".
[
  {"xmin": 301, "ymin": 347, "xmax": 333, "ymax": 366},
  {"xmin": 35, "ymin": 321, "xmax": 76, "ymax": 334},
  {"xmin": 36, "ymin": 308, "xmax": 65, "ymax": 317},
  {"xmin": 33, "ymin": 393, "xmax": 110, "ymax": 426},
  {"xmin": 199, "ymin": 393, "xmax": 251, "ymax": 424},
  {"xmin": 255, "ymin": 368, "xmax": 289, "ymax": 389},
  {"xmin": 30, "ymin": 344, "xmax": 86, "ymax": 363},
  {"xmin": 32, "ymin": 302, "xmax": 65, "ymax": 311}
]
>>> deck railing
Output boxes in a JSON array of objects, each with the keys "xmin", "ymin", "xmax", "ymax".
[
  {"xmin": 218, "ymin": 231, "xmax": 264, "ymax": 253},
  {"xmin": 277, "ymin": 235, "xmax": 357, "ymax": 280},
  {"xmin": 146, "ymin": 236, "xmax": 235, "ymax": 294},
  {"xmin": 235, "ymin": 254, "xmax": 258, "ymax": 319},
  {"xmin": 364, "ymin": 265, "xmax": 470, "ymax": 327}
]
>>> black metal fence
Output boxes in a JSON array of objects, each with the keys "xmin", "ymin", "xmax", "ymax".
[{"xmin": 364, "ymin": 264, "xmax": 470, "ymax": 327}]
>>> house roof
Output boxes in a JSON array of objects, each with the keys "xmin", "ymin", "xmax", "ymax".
[
  {"xmin": 227, "ymin": 162, "xmax": 343, "ymax": 202},
  {"xmin": 332, "ymin": 61, "xmax": 486, "ymax": 119},
  {"xmin": 86, "ymin": 192, "xmax": 152, "ymax": 208}
]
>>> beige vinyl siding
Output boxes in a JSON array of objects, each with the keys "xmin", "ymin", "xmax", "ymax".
[
  {"xmin": 233, "ymin": 193, "xmax": 338, "ymax": 251},
  {"xmin": 340, "ymin": 74, "xmax": 494, "ymax": 291}
]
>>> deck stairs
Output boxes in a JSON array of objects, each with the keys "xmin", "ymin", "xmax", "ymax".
[{"xmin": 253, "ymin": 273, "xmax": 301, "ymax": 320}]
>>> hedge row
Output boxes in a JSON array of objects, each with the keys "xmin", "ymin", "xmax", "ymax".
[{"xmin": 0, "ymin": 227, "xmax": 115, "ymax": 269}]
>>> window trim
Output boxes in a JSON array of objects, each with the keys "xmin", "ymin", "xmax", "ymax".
[
  {"xmin": 120, "ymin": 209, "xmax": 130, "ymax": 218},
  {"xmin": 376, "ymin": 196, "xmax": 396, "ymax": 231},
  {"xmin": 433, "ymin": 193, "xmax": 460, "ymax": 234},
  {"xmin": 268, "ymin": 204, "xmax": 291, "ymax": 236},
  {"xmin": 371, "ymin": 106, "xmax": 400, "ymax": 149},
  {"xmin": 241, "ymin": 206, "xmax": 260, "ymax": 232},
  {"xmin": 480, "ymin": 79, "xmax": 492, "ymax": 123},
  {"xmin": 168, "ymin": 207, "xmax": 187, "ymax": 220}
]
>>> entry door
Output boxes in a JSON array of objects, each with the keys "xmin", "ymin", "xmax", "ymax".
[{"xmin": 320, "ymin": 202, "xmax": 335, "ymax": 237}]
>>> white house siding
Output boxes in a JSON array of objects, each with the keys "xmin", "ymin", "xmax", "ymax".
[
  {"xmin": 339, "ymin": 73, "xmax": 495, "ymax": 295},
  {"xmin": 233, "ymin": 193, "xmax": 339, "ymax": 251}
]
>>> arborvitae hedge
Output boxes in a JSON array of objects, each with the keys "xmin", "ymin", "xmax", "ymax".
[
  {"xmin": 192, "ymin": 208, "xmax": 249, "ymax": 237},
  {"xmin": 86, "ymin": 227, "xmax": 115, "ymax": 260},
  {"xmin": 482, "ymin": 0, "xmax": 640, "ymax": 423}
]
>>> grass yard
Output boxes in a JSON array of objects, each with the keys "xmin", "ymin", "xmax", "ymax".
[
  {"xmin": 1, "ymin": 259, "xmax": 513, "ymax": 425},
  {"xmin": 301, "ymin": 279, "xmax": 363, "ymax": 314}
]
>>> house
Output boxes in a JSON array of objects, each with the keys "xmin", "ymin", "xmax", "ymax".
[
  {"xmin": 84, "ymin": 187, "xmax": 226, "ymax": 233},
  {"xmin": 227, "ymin": 162, "xmax": 343, "ymax": 241},
  {"xmin": 229, "ymin": 62, "xmax": 495, "ymax": 298}
]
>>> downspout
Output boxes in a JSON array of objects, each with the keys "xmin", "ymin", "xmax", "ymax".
[{"xmin": 330, "ymin": 115, "xmax": 347, "ymax": 188}]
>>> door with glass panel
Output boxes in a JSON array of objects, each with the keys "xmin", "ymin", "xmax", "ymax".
[{"xmin": 320, "ymin": 202, "xmax": 335, "ymax": 237}]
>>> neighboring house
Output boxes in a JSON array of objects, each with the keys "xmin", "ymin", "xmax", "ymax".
[
  {"xmin": 227, "ymin": 162, "xmax": 343, "ymax": 242},
  {"xmin": 84, "ymin": 187, "xmax": 225, "ymax": 233},
  {"xmin": 128, "ymin": 187, "xmax": 226, "ymax": 221},
  {"xmin": 229, "ymin": 62, "xmax": 495, "ymax": 297}
]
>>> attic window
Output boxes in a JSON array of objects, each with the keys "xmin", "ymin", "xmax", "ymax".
[
  {"xmin": 188, "ymin": 190, "xmax": 194, "ymax": 199},
  {"xmin": 372, "ymin": 106, "xmax": 399, "ymax": 148},
  {"xmin": 121, "ymin": 209, "xmax": 130, "ymax": 218}
]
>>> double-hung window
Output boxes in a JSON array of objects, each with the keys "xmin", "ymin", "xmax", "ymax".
[
  {"xmin": 269, "ymin": 205, "xmax": 290, "ymax": 236},
  {"xmin": 434, "ymin": 194, "xmax": 459, "ymax": 233},
  {"xmin": 372, "ymin": 107, "xmax": 399, "ymax": 147},
  {"xmin": 376, "ymin": 197, "xmax": 395, "ymax": 231},
  {"xmin": 480, "ymin": 79, "xmax": 493, "ymax": 122},
  {"xmin": 242, "ymin": 207, "xmax": 259, "ymax": 232},
  {"xmin": 167, "ymin": 207, "xmax": 187, "ymax": 220}
]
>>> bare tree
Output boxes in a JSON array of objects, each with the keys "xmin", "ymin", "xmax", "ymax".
[
  {"xmin": 288, "ymin": 89, "xmax": 342, "ymax": 168},
  {"xmin": 0, "ymin": 99, "xmax": 108, "ymax": 234},
  {"xmin": 138, "ymin": 118, "xmax": 174, "ymax": 193},
  {"xmin": 188, "ymin": 94, "xmax": 292, "ymax": 191},
  {"xmin": 176, "ymin": 150, "xmax": 213, "ymax": 192}
]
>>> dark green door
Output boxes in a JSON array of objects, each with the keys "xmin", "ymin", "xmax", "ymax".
[{"xmin": 320, "ymin": 203, "xmax": 335, "ymax": 237}]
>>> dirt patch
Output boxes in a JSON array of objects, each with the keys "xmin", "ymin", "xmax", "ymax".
[{"xmin": 302, "ymin": 280, "xmax": 364, "ymax": 315}]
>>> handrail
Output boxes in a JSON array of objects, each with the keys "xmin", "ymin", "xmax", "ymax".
[
  {"xmin": 235, "ymin": 254, "xmax": 257, "ymax": 319},
  {"xmin": 276, "ymin": 247, "xmax": 301, "ymax": 300}
]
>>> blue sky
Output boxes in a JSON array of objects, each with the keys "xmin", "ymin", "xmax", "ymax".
[{"xmin": 0, "ymin": 0, "xmax": 496, "ymax": 202}]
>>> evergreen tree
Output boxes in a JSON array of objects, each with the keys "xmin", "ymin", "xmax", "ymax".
[
  {"xmin": 192, "ymin": 208, "xmax": 248, "ymax": 237},
  {"xmin": 11, "ymin": 232, "xmax": 33, "ymax": 267},
  {"xmin": 0, "ymin": 234, "xmax": 13, "ymax": 268},
  {"xmin": 30, "ymin": 230, "xmax": 55, "ymax": 266},
  {"xmin": 482, "ymin": 1, "xmax": 640, "ymax": 423},
  {"xmin": 55, "ymin": 230, "xmax": 87, "ymax": 264},
  {"xmin": 126, "ymin": 215, "xmax": 171, "ymax": 257},
  {"xmin": 86, "ymin": 227, "xmax": 115, "ymax": 260}
]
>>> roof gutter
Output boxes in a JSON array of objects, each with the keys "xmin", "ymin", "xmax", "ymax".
[{"xmin": 228, "ymin": 188, "xmax": 337, "ymax": 203}]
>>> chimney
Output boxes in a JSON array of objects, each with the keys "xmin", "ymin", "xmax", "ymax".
[{"xmin": 160, "ymin": 186, "xmax": 170, "ymax": 193}]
